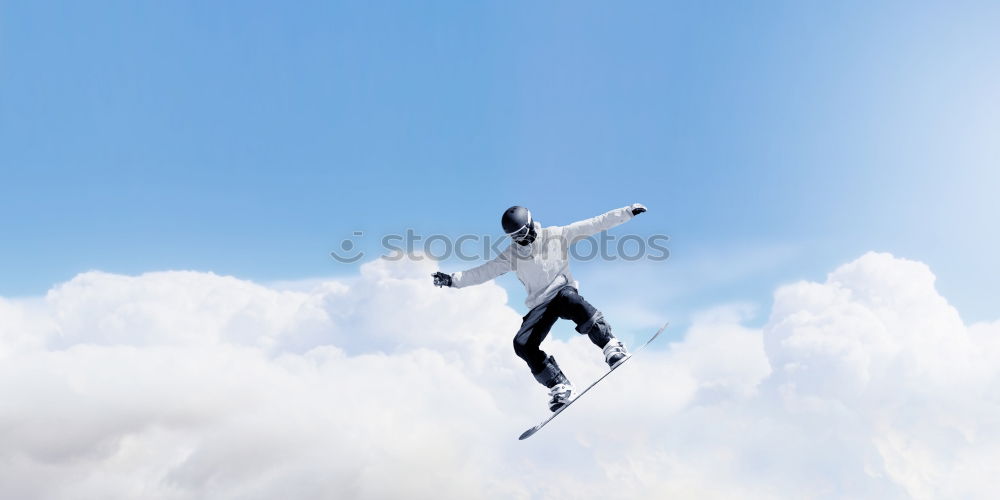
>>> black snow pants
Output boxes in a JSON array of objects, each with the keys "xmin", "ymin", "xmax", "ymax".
[{"xmin": 513, "ymin": 286, "xmax": 614, "ymax": 387}]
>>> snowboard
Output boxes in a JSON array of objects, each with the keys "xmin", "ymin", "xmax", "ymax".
[{"xmin": 518, "ymin": 322, "xmax": 669, "ymax": 440}]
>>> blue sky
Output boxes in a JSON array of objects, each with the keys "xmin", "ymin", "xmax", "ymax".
[{"xmin": 2, "ymin": 1, "xmax": 998, "ymax": 330}]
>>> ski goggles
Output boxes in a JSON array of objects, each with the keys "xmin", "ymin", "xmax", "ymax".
[{"xmin": 507, "ymin": 219, "xmax": 534, "ymax": 242}]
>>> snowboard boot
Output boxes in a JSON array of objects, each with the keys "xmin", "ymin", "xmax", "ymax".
[
  {"xmin": 533, "ymin": 355, "xmax": 574, "ymax": 412},
  {"xmin": 603, "ymin": 338, "xmax": 630, "ymax": 369},
  {"xmin": 548, "ymin": 382, "xmax": 574, "ymax": 412}
]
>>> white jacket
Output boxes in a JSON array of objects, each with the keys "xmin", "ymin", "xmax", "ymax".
[{"xmin": 452, "ymin": 205, "xmax": 639, "ymax": 309}]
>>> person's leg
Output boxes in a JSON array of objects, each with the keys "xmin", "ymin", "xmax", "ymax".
[
  {"xmin": 552, "ymin": 287, "xmax": 614, "ymax": 348},
  {"xmin": 513, "ymin": 302, "xmax": 564, "ymax": 387},
  {"xmin": 553, "ymin": 286, "xmax": 630, "ymax": 368}
]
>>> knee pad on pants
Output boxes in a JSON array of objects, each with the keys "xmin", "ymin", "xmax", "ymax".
[{"xmin": 577, "ymin": 313, "xmax": 613, "ymax": 348}]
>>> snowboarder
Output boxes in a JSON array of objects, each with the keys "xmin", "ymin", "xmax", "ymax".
[{"xmin": 432, "ymin": 203, "xmax": 648, "ymax": 411}]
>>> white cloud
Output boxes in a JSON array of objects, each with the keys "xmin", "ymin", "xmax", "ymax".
[{"xmin": 0, "ymin": 251, "xmax": 998, "ymax": 499}]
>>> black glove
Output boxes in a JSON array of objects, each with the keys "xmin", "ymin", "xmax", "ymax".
[
  {"xmin": 432, "ymin": 271, "xmax": 453, "ymax": 288},
  {"xmin": 630, "ymin": 203, "xmax": 647, "ymax": 216}
]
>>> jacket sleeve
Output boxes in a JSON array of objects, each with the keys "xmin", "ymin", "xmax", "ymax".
[
  {"xmin": 561, "ymin": 205, "xmax": 635, "ymax": 243},
  {"xmin": 451, "ymin": 250, "xmax": 513, "ymax": 288}
]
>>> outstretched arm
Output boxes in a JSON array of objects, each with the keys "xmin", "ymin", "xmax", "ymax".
[
  {"xmin": 562, "ymin": 203, "xmax": 647, "ymax": 243},
  {"xmin": 432, "ymin": 251, "xmax": 513, "ymax": 288}
]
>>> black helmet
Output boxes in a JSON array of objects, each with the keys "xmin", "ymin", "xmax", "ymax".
[
  {"xmin": 501, "ymin": 206, "xmax": 531, "ymax": 234},
  {"xmin": 501, "ymin": 206, "xmax": 536, "ymax": 245}
]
